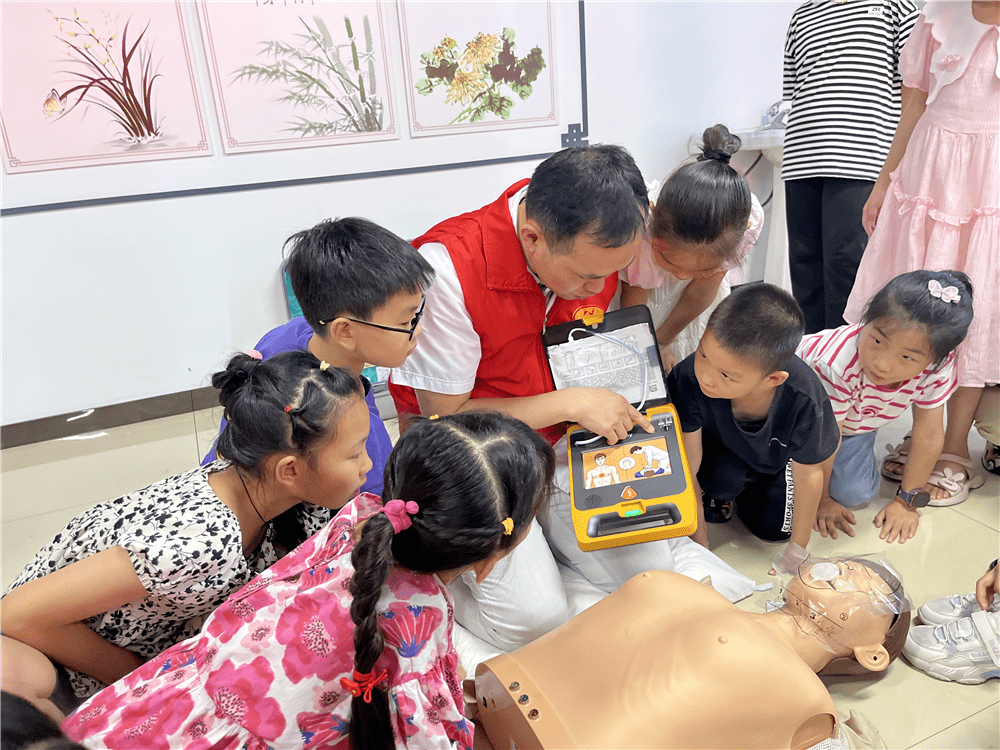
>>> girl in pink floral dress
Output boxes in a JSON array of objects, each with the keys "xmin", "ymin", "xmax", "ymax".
[
  {"xmin": 845, "ymin": 1, "xmax": 1000, "ymax": 504},
  {"xmin": 62, "ymin": 412, "xmax": 554, "ymax": 750}
]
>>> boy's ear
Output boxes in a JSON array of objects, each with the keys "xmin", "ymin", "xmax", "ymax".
[
  {"xmin": 326, "ymin": 318, "xmax": 359, "ymax": 352},
  {"xmin": 852, "ymin": 643, "xmax": 890, "ymax": 672},
  {"xmin": 767, "ymin": 369, "xmax": 790, "ymax": 387}
]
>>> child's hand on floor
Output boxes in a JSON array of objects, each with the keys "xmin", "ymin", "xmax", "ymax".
[
  {"xmin": 813, "ymin": 496, "xmax": 857, "ymax": 539},
  {"xmin": 874, "ymin": 500, "xmax": 919, "ymax": 544},
  {"xmin": 976, "ymin": 564, "xmax": 998, "ymax": 611}
]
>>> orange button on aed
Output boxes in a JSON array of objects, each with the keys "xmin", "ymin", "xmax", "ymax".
[{"xmin": 621, "ymin": 486, "xmax": 637, "ymax": 500}]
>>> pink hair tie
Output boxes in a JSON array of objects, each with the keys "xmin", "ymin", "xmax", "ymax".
[
  {"xmin": 246, "ymin": 349, "xmax": 263, "ymax": 360},
  {"xmin": 382, "ymin": 499, "xmax": 419, "ymax": 533},
  {"xmin": 928, "ymin": 279, "xmax": 960, "ymax": 304}
]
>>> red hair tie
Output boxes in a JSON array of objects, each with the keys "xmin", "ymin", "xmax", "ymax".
[{"xmin": 341, "ymin": 668, "xmax": 389, "ymax": 703}]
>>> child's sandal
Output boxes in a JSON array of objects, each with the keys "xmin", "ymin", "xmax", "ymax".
[
  {"xmin": 880, "ymin": 434, "xmax": 912, "ymax": 482},
  {"xmin": 926, "ymin": 454, "xmax": 985, "ymax": 507}
]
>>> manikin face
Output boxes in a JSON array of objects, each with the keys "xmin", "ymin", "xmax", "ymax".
[
  {"xmin": 595, "ymin": 455, "xmax": 606, "ymax": 466},
  {"xmin": 857, "ymin": 319, "xmax": 935, "ymax": 388},
  {"xmin": 781, "ymin": 558, "xmax": 897, "ymax": 655},
  {"xmin": 525, "ymin": 230, "xmax": 641, "ymax": 300}
]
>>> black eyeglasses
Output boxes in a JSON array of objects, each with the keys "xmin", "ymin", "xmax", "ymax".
[{"xmin": 324, "ymin": 295, "xmax": 426, "ymax": 341}]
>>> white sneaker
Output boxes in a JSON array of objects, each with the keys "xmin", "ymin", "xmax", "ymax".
[
  {"xmin": 918, "ymin": 592, "xmax": 1000, "ymax": 626},
  {"xmin": 903, "ymin": 609, "xmax": 1000, "ymax": 684}
]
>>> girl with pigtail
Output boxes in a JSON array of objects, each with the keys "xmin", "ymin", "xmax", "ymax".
[
  {"xmin": 619, "ymin": 124, "xmax": 765, "ymax": 371},
  {"xmin": 1, "ymin": 351, "xmax": 371, "ymax": 722},
  {"xmin": 62, "ymin": 412, "xmax": 554, "ymax": 750}
]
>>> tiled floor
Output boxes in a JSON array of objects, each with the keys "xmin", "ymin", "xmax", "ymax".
[{"xmin": 2, "ymin": 407, "xmax": 997, "ymax": 748}]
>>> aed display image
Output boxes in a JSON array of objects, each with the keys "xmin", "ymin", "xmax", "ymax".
[{"xmin": 582, "ymin": 438, "xmax": 672, "ymax": 489}]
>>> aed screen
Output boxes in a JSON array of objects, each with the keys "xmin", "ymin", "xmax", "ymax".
[{"xmin": 582, "ymin": 438, "xmax": 672, "ymax": 489}]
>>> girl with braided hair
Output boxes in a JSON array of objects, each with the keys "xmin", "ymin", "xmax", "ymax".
[
  {"xmin": 2, "ymin": 351, "xmax": 371, "ymax": 722},
  {"xmin": 62, "ymin": 412, "xmax": 554, "ymax": 750}
]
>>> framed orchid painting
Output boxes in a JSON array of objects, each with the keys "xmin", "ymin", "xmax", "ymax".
[{"xmin": 1, "ymin": 1, "xmax": 209, "ymax": 173}]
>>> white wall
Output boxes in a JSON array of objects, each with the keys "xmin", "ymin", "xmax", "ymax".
[{"xmin": 0, "ymin": 1, "xmax": 797, "ymax": 425}]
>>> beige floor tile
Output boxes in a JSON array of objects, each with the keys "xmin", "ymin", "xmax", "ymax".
[
  {"xmin": 951, "ymin": 475, "xmax": 1000, "ymax": 532},
  {"xmin": 1, "ymin": 501, "xmax": 94, "ymax": 589},
  {"xmin": 384, "ymin": 417, "xmax": 400, "ymax": 446},
  {"xmin": 908, "ymin": 703, "xmax": 1000, "ymax": 750},
  {"xmin": 1, "ymin": 413, "xmax": 200, "ymax": 524},
  {"xmin": 193, "ymin": 406, "xmax": 224, "ymax": 461}
]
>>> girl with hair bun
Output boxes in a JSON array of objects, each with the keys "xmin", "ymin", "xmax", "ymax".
[
  {"xmin": 1, "ymin": 351, "xmax": 370, "ymax": 721},
  {"xmin": 62, "ymin": 412, "xmax": 554, "ymax": 750},
  {"xmin": 620, "ymin": 124, "xmax": 764, "ymax": 371}
]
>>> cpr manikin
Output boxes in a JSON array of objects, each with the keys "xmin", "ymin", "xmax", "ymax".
[{"xmin": 475, "ymin": 557, "xmax": 909, "ymax": 750}]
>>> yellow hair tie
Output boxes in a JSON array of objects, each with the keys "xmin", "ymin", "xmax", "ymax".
[
  {"xmin": 319, "ymin": 360, "xmax": 331, "ymax": 372},
  {"xmin": 501, "ymin": 517, "xmax": 514, "ymax": 536},
  {"xmin": 429, "ymin": 414, "xmax": 440, "ymax": 420}
]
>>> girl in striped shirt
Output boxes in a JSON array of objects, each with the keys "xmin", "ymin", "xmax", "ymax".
[{"xmin": 797, "ymin": 270, "xmax": 973, "ymax": 544}]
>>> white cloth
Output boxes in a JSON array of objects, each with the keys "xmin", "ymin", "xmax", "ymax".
[
  {"xmin": 447, "ymin": 518, "xmax": 569, "ymax": 652},
  {"xmin": 391, "ymin": 187, "xmax": 528, "ymax": 395},
  {"xmin": 540, "ymin": 437, "xmax": 757, "ymax": 603},
  {"xmin": 796, "ymin": 323, "xmax": 957, "ymax": 435}
]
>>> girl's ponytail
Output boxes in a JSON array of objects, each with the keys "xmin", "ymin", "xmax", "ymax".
[
  {"xmin": 346, "ymin": 515, "xmax": 396, "ymax": 750},
  {"xmin": 651, "ymin": 123, "xmax": 752, "ymax": 265},
  {"xmin": 861, "ymin": 269, "xmax": 975, "ymax": 366}
]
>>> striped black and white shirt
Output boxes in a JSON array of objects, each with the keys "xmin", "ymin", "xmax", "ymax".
[{"xmin": 782, "ymin": 0, "xmax": 919, "ymax": 181}]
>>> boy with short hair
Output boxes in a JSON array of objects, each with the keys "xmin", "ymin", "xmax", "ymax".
[
  {"xmin": 204, "ymin": 217, "xmax": 435, "ymax": 540},
  {"xmin": 666, "ymin": 283, "xmax": 840, "ymax": 554}
]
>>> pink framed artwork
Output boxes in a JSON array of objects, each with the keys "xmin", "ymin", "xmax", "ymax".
[
  {"xmin": 398, "ymin": 0, "xmax": 558, "ymax": 139},
  {"xmin": 1, "ymin": 2, "xmax": 210, "ymax": 174},
  {"xmin": 197, "ymin": 0, "xmax": 397, "ymax": 154}
]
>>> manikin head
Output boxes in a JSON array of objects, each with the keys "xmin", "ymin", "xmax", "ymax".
[{"xmin": 779, "ymin": 556, "xmax": 910, "ymax": 673}]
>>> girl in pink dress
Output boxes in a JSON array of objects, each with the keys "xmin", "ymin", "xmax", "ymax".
[
  {"xmin": 61, "ymin": 412, "xmax": 555, "ymax": 750},
  {"xmin": 845, "ymin": 0, "xmax": 999, "ymax": 504}
]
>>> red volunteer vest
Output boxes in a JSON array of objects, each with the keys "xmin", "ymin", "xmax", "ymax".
[{"xmin": 388, "ymin": 180, "xmax": 618, "ymax": 445}]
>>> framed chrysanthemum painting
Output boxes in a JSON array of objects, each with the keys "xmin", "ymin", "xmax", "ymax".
[{"xmin": 397, "ymin": 0, "xmax": 558, "ymax": 138}]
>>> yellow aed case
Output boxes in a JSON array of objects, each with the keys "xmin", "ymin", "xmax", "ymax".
[{"xmin": 543, "ymin": 306, "xmax": 698, "ymax": 551}]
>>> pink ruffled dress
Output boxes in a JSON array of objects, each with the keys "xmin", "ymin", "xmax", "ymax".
[
  {"xmin": 61, "ymin": 494, "xmax": 472, "ymax": 750},
  {"xmin": 844, "ymin": 1, "xmax": 999, "ymax": 388}
]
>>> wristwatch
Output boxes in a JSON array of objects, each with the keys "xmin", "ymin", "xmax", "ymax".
[{"xmin": 896, "ymin": 485, "xmax": 931, "ymax": 508}]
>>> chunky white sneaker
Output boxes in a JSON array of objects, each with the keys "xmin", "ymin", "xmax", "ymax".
[
  {"xmin": 918, "ymin": 592, "xmax": 1000, "ymax": 626},
  {"xmin": 903, "ymin": 609, "xmax": 1000, "ymax": 684}
]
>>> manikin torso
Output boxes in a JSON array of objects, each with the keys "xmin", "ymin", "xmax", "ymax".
[{"xmin": 476, "ymin": 570, "xmax": 868, "ymax": 750}]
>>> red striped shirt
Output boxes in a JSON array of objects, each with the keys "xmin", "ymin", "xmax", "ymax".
[{"xmin": 797, "ymin": 324, "xmax": 956, "ymax": 435}]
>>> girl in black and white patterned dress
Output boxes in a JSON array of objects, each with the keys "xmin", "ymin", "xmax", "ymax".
[{"xmin": 1, "ymin": 351, "xmax": 373, "ymax": 722}]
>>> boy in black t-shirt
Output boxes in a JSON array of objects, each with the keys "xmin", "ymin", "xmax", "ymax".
[{"xmin": 667, "ymin": 284, "xmax": 840, "ymax": 556}]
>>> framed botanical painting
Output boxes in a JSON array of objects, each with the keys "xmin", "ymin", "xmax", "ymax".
[
  {"xmin": 197, "ymin": 0, "xmax": 398, "ymax": 154},
  {"xmin": 398, "ymin": 0, "xmax": 558, "ymax": 138},
  {"xmin": 1, "ymin": 1, "xmax": 209, "ymax": 173}
]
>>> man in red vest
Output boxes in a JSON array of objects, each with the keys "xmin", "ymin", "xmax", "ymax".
[{"xmin": 388, "ymin": 145, "xmax": 657, "ymax": 653}]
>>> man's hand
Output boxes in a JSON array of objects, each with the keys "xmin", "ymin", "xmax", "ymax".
[
  {"xmin": 813, "ymin": 495, "xmax": 857, "ymax": 539},
  {"xmin": 570, "ymin": 388, "xmax": 653, "ymax": 445}
]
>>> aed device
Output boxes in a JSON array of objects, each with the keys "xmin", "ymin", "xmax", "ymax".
[{"xmin": 542, "ymin": 306, "xmax": 697, "ymax": 550}]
